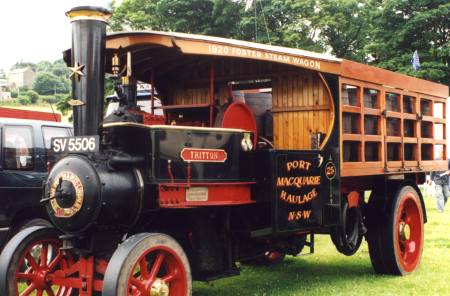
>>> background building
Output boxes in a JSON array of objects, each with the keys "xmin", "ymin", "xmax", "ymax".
[{"xmin": 8, "ymin": 67, "xmax": 36, "ymax": 89}]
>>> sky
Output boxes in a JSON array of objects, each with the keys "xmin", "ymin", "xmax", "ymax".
[{"xmin": 0, "ymin": 0, "xmax": 113, "ymax": 72}]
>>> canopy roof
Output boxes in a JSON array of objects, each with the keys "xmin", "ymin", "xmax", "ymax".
[{"xmin": 102, "ymin": 31, "xmax": 448, "ymax": 98}]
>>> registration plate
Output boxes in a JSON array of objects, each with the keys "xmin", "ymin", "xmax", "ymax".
[
  {"xmin": 51, "ymin": 136, "xmax": 99, "ymax": 153},
  {"xmin": 186, "ymin": 187, "xmax": 208, "ymax": 202}
]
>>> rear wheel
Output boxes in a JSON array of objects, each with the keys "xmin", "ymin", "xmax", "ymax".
[
  {"xmin": 366, "ymin": 185, "xmax": 424, "ymax": 275},
  {"xmin": 0, "ymin": 226, "xmax": 74, "ymax": 296},
  {"xmin": 103, "ymin": 232, "xmax": 192, "ymax": 296},
  {"xmin": 385, "ymin": 185, "xmax": 424, "ymax": 275}
]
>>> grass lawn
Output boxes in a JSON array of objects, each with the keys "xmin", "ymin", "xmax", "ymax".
[{"xmin": 194, "ymin": 189, "xmax": 450, "ymax": 296}]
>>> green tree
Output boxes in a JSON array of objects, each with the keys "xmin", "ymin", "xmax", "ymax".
[
  {"xmin": 18, "ymin": 86, "xmax": 29, "ymax": 92},
  {"xmin": 292, "ymin": 0, "xmax": 375, "ymax": 61},
  {"xmin": 18, "ymin": 95, "xmax": 31, "ymax": 105},
  {"xmin": 238, "ymin": 0, "xmax": 322, "ymax": 51},
  {"xmin": 111, "ymin": 0, "xmax": 322, "ymax": 51},
  {"xmin": 56, "ymin": 94, "xmax": 72, "ymax": 116},
  {"xmin": 51, "ymin": 60, "xmax": 70, "ymax": 77},
  {"xmin": 11, "ymin": 61, "xmax": 37, "ymax": 72},
  {"xmin": 111, "ymin": 0, "xmax": 242, "ymax": 37},
  {"xmin": 366, "ymin": 0, "xmax": 449, "ymax": 84},
  {"xmin": 33, "ymin": 72, "xmax": 68, "ymax": 95},
  {"xmin": 26, "ymin": 90, "xmax": 40, "ymax": 104},
  {"xmin": 0, "ymin": 68, "xmax": 6, "ymax": 79},
  {"xmin": 36, "ymin": 61, "xmax": 53, "ymax": 72}
]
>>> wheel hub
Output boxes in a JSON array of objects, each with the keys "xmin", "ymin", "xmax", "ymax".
[
  {"xmin": 399, "ymin": 221, "xmax": 411, "ymax": 241},
  {"xmin": 34, "ymin": 268, "xmax": 50, "ymax": 290},
  {"xmin": 150, "ymin": 278, "xmax": 169, "ymax": 296}
]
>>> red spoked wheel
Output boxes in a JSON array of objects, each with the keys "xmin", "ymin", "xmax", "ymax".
[
  {"xmin": 393, "ymin": 190, "xmax": 423, "ymax": 274},
  {"xmin": 128, "ymin": 246, "xmax": 188, "ymax": 295},
  {"xmin": 366, "ymin": 185, "xmax": 424, "ymax": 275},
  {"xmin": 103, "ymin": 233, "xmax": 192, "ymax": 296},
  {"xmin": 0, "ymin": 226, "xmax": 74, "ymax": 296}
]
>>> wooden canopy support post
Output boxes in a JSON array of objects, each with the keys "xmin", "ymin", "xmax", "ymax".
[
  {"xmin": 210, "ymin": 61, "xmax": 215, "ymax": 127},
  {"xmin": 151, "ymin": 68, "xmax": 155, "ymax": 115}
]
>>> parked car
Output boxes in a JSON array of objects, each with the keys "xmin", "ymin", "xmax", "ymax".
[
  {"xmin": 0, "ymin": 118, "xmax": 72, "ymax": 249},
  {"xmin": 105, "ymin": 90, "xmax": 164, "ymax": 116}
]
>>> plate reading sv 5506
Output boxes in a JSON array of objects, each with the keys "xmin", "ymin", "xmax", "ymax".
[{"xmin": 51, "ymin": 136, "xmax": 99, "ymax": 153}]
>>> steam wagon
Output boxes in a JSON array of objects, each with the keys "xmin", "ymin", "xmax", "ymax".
[{"xmin": 1, "ymin": 6, "xmax": 448, "ymax": 296}]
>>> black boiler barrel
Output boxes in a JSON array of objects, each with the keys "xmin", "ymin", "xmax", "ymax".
[{"xmin": 66, "ymin": 6, "xmax": 111, "ymax": 136}]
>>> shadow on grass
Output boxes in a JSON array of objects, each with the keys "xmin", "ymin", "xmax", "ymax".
[{"xmin": 194, "ymin": 256, "xmax": 383, "ymax": 295}]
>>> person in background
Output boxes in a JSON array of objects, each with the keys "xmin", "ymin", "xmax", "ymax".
[{"xmin": 428, "ymin": 155, "xmax": 450, "ymax": 213}]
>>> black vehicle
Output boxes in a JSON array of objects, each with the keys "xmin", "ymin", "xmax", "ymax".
[{"xmin": 0, "ymin": 118, "xmax": 72, "ymax": 249}]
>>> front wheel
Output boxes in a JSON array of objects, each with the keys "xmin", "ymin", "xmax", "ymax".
[
  {"xmin": 0, "ymin": 226, "xmax": 74, "ymax": 296},
  {"xmin": 103, "ymin": 232, "xmax": 192, "ymax": 296}
]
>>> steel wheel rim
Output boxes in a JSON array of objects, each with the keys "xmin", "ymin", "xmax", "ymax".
[
  {"xmin": 127, "ymin": 246, "xmax": 188, "ymax": 296},
  {"xmin": 395, "ymin": 192, "xmax": 423, "ymax": 273},
  {"xmin": 15, "ymin": 237, "xmax": 72, "ymax": 296}
]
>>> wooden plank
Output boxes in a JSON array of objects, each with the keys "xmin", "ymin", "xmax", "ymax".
[
  {"xmin": 282, "ymin": 75, "xmax": 289, "ymax": 148},
  {"xmin": 272, "ymin": 105, "xmax": 330, "ymax": 113},
  {"xmin": 318, "ymin": 77, "xmax": 325, "ymax": 136},
  {"xmin": 364, "ymin": 135, "xmax": 382, "ymax": 142},
  {"xmin": 313, "ymin": 76, "xmax": 319, "ymax": 143},
  {"xmin": 386, "ymin": 136, "xmax": 402, "ymax": 143},
  {"xmin": 403, "ymin": 137, "xmax": 418, "ymax": 144},
  {"xmin": 342, "ymin": 105, "xmax": 361, "ymax": 113},
  {"xmin": 307, "ymin": 74, "xmax": 313, "ymax": 149},
  {"xmin": 304, "ymin": 75, "xmax": 310, "ymax": 149},
  {"xmin": 293, "ymin": 74, "xmax": 299, "ymax": 148},
  {"xmin": 364, "ymin": 108, "xmax": 382, "ymax": 116},
  {"xmin": 341, "ymin": 59, "xmax": 448, "ymax": 98},
  {"xmin": 287, "ymin": 76, "xmax": 293, "ymax": 149},
  {"xmin": 299, "ymin": 75, "xmax": 305, "ymax": 149},
  {"xmin": 342, "ymin": 134, "xmax": 363, "ymax": 141}
]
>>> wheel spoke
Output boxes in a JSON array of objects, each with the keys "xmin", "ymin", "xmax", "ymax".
[
  {"xmin": 139, "ymin": 258, "xmax": 149, "ymax": 279},
  {"xmin": 45, "ymin": 287, "xmax": 55, "ymax": 296},
  {"xmin": 25, "ymin": 253, "xmax": 39, "ymax": 270},
  {"xmin": 55, "ymin": 286, "xmax": 65, "ymax": 296},
  {"xmin": 130, "ymin": 277, "xmax": 146, "ymax": 293},
  {"xmin": 405, "ymin": 216, "xmax": 411, "ymax": 225},
  {"xmin": 402, "ymin": 249, "xmax": 408, "ymax": 260},
  {"xmin": 20, "ymin": 283, "xmax": 36, "ymax": 296},
  {"xmin": 47, "ymin": 252, "xmax": 63, "ymax": 271},
  {"xmin": 149, "ymin": 253, "xmax": 165, "ymax": 282},
  {"xmin": 161, "ymin": 270, "xmax": 178, "ymax": 283},
  {"xmin": 56, "ymin": 286, "xmax": 71, "ymax": 296},
  {"xmin": 16, "ymin": 272, "xmax": 34, "ymax": 281},
  {"xmin": 40, "ymin": 243, "xmax": 49, "ymax": 266}
]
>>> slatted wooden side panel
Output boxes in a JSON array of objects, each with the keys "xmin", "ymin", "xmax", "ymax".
[
  {"xmin": 171, "ymin": 88, "xmax": 210, "ymax": 105},
  {"xmin": 272, "ymin": 73, "xmax": 332, "ymax": 150},
  {"xmin": 170, "ymin": 87, "xmax": 230, "ymax": 106}
]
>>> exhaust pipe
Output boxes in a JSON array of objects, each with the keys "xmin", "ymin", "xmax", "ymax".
[{"xmin": 66, "ymin": 6, "xmax": 111, "ymax": 136}]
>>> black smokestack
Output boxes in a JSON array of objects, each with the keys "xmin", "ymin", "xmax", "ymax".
[{"xmin": 66, "ymin": 6, "xmax": 111, "ymax": 136}]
